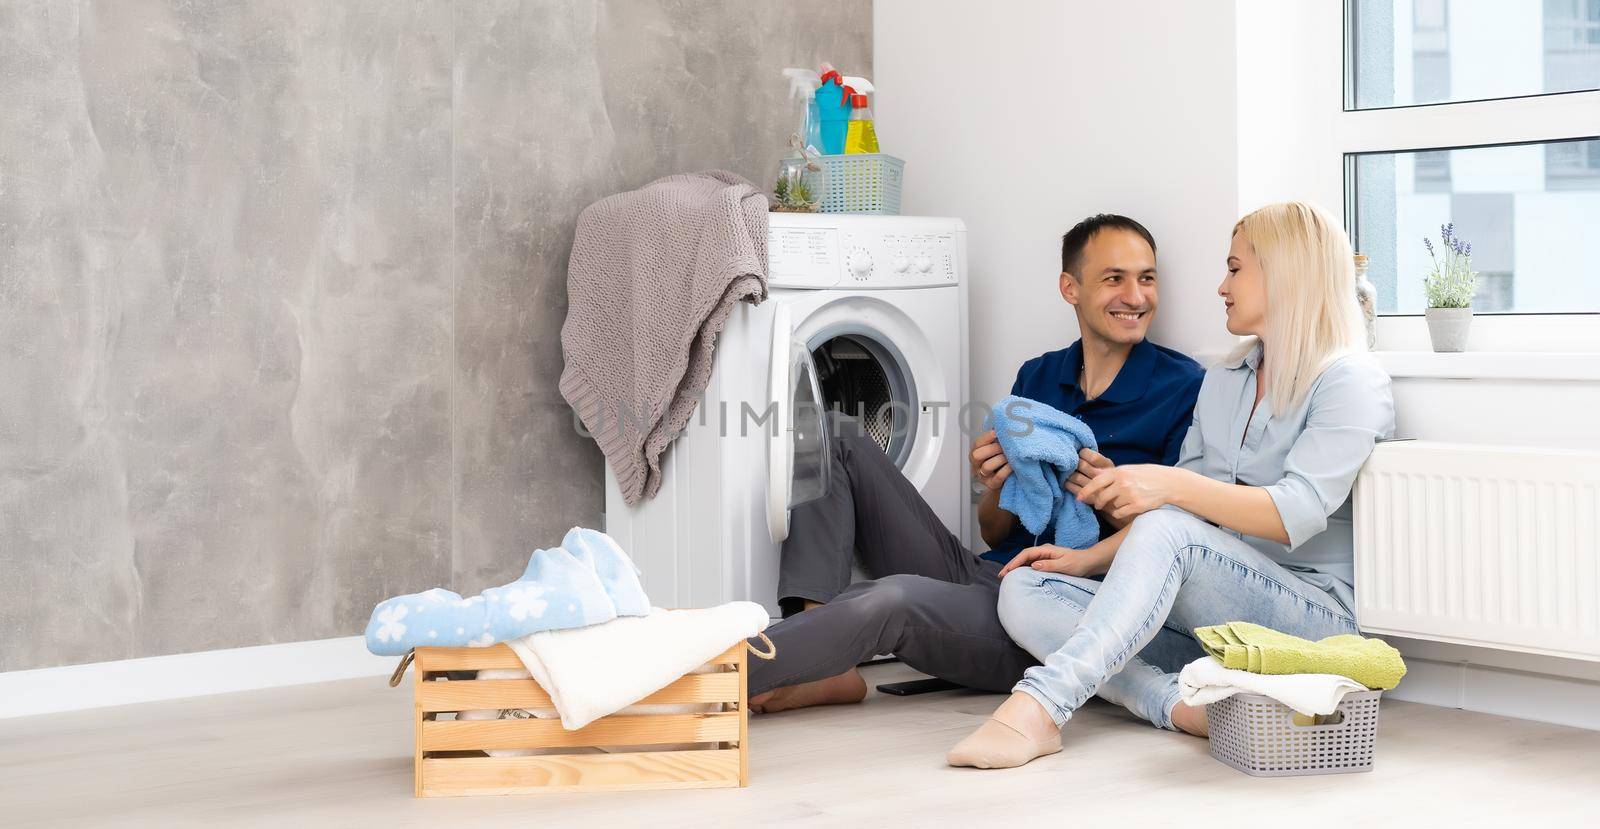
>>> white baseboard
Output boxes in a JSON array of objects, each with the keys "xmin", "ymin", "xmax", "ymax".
[
  {"xmin": 1386, "ymin": 657, "xmax": 1600, "ymax": 731},
  {"xmin": 0, "ymin": 636, "xmax": 396, "ymax": 719}
]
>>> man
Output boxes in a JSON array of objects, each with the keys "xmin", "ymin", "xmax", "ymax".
[{"xmin": 749, "ymin": 214, "xmax": 1204, "ymax": 713}]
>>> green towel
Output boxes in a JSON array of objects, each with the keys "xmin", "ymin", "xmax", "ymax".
[{"xmin": 1193, "ymin": 621, "xmax": 1406, "ymax": 690}]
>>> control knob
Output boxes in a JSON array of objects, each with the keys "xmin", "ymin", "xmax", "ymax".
[{"xmin": 848, "ymin": 249, "xmax": 873, "ymax": 279}]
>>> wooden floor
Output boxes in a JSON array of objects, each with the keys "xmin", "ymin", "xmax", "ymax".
[{"xmin": 5, "ymin": 661, "xmax": 1599, "ymax": 827}]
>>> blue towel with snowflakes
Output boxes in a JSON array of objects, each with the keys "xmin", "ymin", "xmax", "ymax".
[
  {"xmin": 365, "ymin": 527, "xmax": 650, "ymax": 655},
  {"xmin": 988, "ymin": 396, "xmax": 1101, "ymax": 550}
]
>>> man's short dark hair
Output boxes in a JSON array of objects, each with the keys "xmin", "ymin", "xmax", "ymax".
[{"xmin": 1061, "ymin": 214, "xmax": 1157, "ymax": 278}]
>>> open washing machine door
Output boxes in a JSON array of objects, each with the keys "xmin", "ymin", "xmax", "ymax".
[{"xmin": 767, "ymin": 302, "xmax": 831, "ymax": 544}]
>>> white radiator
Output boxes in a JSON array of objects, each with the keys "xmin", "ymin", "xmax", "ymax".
[{"xmin": 1353, "ymin": 440, "xmax": 1600, "ymax": 662}]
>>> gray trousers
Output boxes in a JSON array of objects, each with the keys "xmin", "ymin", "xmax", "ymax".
[{"xmin": 750, "ymin": 416, "xmax": 1037, "ymax": 697}]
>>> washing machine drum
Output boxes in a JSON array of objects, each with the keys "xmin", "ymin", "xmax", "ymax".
[{"xmin": 811, "ymin": 334, "xmax": 916, "ymax": 469}]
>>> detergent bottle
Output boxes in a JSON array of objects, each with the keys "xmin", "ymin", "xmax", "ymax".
[
  {"xmin": 814, "ymin": 64, "xmax": 851, "ymax": 155},
  {"xmin": 844, "ymin": 92, "xmax": 879, "ymax": 154}
]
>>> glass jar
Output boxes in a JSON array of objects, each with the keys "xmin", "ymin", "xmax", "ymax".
[{"xmin": 1353, "ymin": 253, "xmax": 1377, "ymax": 350}]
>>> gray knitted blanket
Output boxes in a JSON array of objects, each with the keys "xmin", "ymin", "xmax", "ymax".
[{"xmin": 559, "ymin": 170, "xmax": 769, "ymax": 506}]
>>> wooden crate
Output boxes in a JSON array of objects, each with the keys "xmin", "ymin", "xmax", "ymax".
[{"xmin": 410, "ymin": 642, "xmax": 750, "ymax": 797}]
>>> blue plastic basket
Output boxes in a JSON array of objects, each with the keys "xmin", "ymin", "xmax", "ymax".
[{"xmin": 805, "ymin": 154, "xmax": 903, "ymax": 215}]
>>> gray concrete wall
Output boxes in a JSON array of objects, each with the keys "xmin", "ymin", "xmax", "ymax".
[{"xmin": 0, "ymin": 0, "xmax": 870, "ymax": 671}]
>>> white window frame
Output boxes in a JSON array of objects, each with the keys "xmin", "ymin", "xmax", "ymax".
[
  {"xmin": 1339, "ymin": 3, "xmax": 1600, "ymax": 353},
  {"xmin": 1235, "ymin": 1, "xmax": 1600, "ymax": 363}
]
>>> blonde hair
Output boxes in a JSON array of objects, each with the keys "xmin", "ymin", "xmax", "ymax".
[{"xmin": 1226, "ymin": 202, "xmax": 1364, "ymax": 413}]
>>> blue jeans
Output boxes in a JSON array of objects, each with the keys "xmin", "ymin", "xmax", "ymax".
[{"xmin": 997, "ymin": 510, "xmax": 1359, "ymax": 730}]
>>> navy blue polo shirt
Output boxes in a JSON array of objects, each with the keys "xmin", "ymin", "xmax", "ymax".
[{"xmin": 982, "ymin": 338, "xmax": 1204, "ymax": 564}]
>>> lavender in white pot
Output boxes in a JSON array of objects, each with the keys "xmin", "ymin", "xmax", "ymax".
[{"xmin": 1422, "ymin": 223, "xmax": 1477, "ymax": 352}]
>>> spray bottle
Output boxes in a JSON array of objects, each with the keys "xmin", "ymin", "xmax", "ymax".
[
  {"xmin": 782, "ymin": 67, "xmax": 823, "ymax": 155},
  {"xmin": 839, "ymin": 76, "xmax": 878, "ymax": 154},
  {"xmin": 841, "ymin": 76, "xmax": 875, "ymax": 99},
  {"xmin": 814, "ymin": 64, "xmax": 851, "ymax": 155},
  {"xmin": 777, "ymin": 67, "xmax": 825, "ymax": 210}
]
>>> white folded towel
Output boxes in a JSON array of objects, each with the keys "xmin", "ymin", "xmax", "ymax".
[
  {"xmin": 506, "ymin": 601, "xmax": 770, "ymax": 730},
  {"xmin": 458, "ymin": 666, "xmax": 720, "ymax": 754},
  {"xmin": 455, "ymin": 669, "xmax": 574, "ymax": 758},
  {"xmin": 1178, "ymin": 655, "xmax": 1365, "ymax": 716}
]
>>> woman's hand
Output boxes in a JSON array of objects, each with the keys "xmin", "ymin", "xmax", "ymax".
[
  {"xmin": 1065, "ymin": 448, "xmax": 1114, "ymax": 498},
  {"xmin": 998, "ymin": 542, "xmax": 1115, "ymax": 578},
  {"xmin": 1076, "ymin": 463, "xmax": 1190, "ymax": 521},
  {"xmin": 1068, "ymin": 449, "xmax": 1134, "ymax": 529}
]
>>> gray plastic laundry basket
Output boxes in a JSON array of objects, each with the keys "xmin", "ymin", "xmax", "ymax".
[{"xmin": 1206, "ymin": 689, "xmax": 1383, "ymax": 777}]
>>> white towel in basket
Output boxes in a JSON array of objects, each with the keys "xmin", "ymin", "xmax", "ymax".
[
  {"xmin": 455, "ymin": 669, "xmax": 577, "ymax": 759},
  {"xmin": 1178, "ymin": 655, "xmax": 1365, "ymax": 716},
  {"xmin": 458, "ymin": 667, "xmax": 723, "ymax": 755},
  {"xmin": 506, "ymin": 602, "xmax": 769, "ymax": 730}
]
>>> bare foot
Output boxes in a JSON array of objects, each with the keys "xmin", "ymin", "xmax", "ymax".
[
  {"xmin": 1169, "ymin": 700, "xmax": 1209, "ymax": 737},
  {"xmin": 749, "ymin": 668, "xmax": 867, "ymax": 714}
]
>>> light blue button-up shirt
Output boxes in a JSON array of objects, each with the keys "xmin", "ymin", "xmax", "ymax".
[{"xmin": 1171, "ymin": 343, "xmax": 1395, "ymax": 613}]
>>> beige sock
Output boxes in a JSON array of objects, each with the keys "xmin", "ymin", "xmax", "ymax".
[{"xmin": 946, "ymin": 717, "xmax": 1062, "ymax": 769}]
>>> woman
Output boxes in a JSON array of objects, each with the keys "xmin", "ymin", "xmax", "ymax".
[{"xmin": 947, "ymin": 202, "xmax": 1394, "ymax": 769}]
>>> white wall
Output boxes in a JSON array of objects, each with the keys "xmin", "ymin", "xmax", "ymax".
[
  {"xmin": 1234, "ymin": 0, "xmax": 1343, "ymax": 212},
  {"xmin": 875, "ymin": 0, "xmax": 1242, "ymax": 420}
]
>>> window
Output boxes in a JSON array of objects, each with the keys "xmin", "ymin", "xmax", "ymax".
[
  {"xmin": 1349, "ymin": 0, "xmax": 1600, "ymax": 110},
  {"xmin": 1343, "ymin": 1, "xmax": 1600, "ymax": 329},
  {"xmin": 1348, "ymin": 138, "xmax": 1600, "ymax": 315}
]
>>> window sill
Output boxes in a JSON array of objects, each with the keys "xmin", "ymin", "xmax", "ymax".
[
  {"xmin": 1373, "ymin": 351, "xmax": 1600, "ymax": 382},
  {"xmin": 1373, "ymin": 314, "xmax": 1600, "ymax": 355}
]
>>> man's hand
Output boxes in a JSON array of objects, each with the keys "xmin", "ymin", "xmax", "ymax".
[
  {"xmin": 970, "ymin": 429, "xmax": 1012, "ymax": 492},
  {"xmin": 1065, "ymin": 448, "xmax": 1114, "ymax": 497},
  {"xmin": 1076, "ymin": 463, "xmax": 1188, "ymax": 521},
  {"xmin": 999, "ymin": 542, "xmax": 1115, "ymax": 578}
]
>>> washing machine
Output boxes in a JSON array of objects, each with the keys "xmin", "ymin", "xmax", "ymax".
[{"xmin": 603, "ymin": 213, "xmax": 969, "ymax": 616}]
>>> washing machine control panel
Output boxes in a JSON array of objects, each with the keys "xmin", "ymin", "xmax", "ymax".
[
  {"xmin": 768, "ymin": 217, "xmax": 963, "ymax": 289},
  {"xmin": 842, "ymin": 231, "xmax": 957, "ymax": 288},
  {"xmin": 768, "ymin": 225, "xmax": 953, "ymax": 291}
]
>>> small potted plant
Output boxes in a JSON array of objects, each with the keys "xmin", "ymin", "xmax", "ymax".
[
  {"xmin": 1422, "ymin": 223, "xmax": 1477, "ymax": 353},
  {"xmin": 772, "ymin": 135, "xmax": 823, "ymax": 213},
  {"xmin": 772, "ymin": 167, "xmax": 818, "ymax": 213}
]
